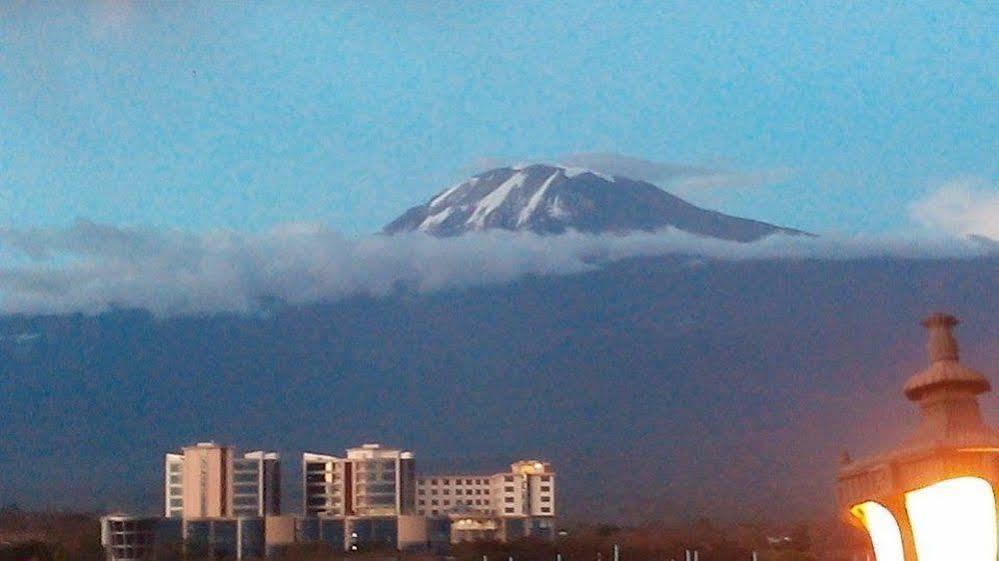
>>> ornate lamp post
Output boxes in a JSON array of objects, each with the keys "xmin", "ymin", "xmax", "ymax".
[{"xmin": 838, "ymin": 313, "xmax": 999, "ymax": 561}]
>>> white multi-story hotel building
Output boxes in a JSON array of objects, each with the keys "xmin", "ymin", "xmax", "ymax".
[
  {"xmin": 302, "ymin": 443, "xmax": 417, "ymax": 518},
  {"xmin": 165, "ymin": 442, "xmax": 280, "ymax": 519},
  {"xmin": 416, "ymin": 460, "xmax": 555, "ymax": 542}
]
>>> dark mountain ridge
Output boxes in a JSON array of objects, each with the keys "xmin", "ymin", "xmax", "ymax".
[{"xmin": 1, "ymin": 255, "xmax": 996, "ymax": 523}]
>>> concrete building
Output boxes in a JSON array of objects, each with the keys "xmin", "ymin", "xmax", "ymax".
[
  {"xmin": 302, "ymin": 443, "xmax": 416, "ymax": 518},
  {"xmin": 301, "ymin": 443, "xmax": 426, "ymax": 551},
  {"xmin": 100, "ymin": 515, "xmax": 182, "ymax": 561},
  {"xmin": 416, "ymin": 459, "xmax": 556, "ymax": 542},
  {"xmin": 165, "ymin": 442, "xmax": 280, "ymax": 519}
]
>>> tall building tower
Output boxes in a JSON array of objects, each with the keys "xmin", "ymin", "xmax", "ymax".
[
  {"xmin": 302, "ymin": 443, "xmax": 415, "ymax": 517},
  {"xmin": 164, "ymin": 442, "xmax": 280, "ymax": 519}
]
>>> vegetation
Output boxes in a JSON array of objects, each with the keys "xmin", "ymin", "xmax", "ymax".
[{"xmin": 0, "ymin": 507, "xmax": 867, "ymax": 561}]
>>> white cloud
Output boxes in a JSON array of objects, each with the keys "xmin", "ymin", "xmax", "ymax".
[
  {"xmin": 666, "ymin": 167, "xmax": 795, "ymax": 193},
  {"xmin": 555, "ymin": 152, "xmax": 706, "ymax": 183},
  {"xmin": 909, "ymin": 177, "xmax": 999, "ymax": 239},
  {"xmin": 0, "ymin": 219, "xmax": 990, "ymax": 317},
  {"xmin": 468, "ymin": 152, "xmax": 792, "ymax": 193}
]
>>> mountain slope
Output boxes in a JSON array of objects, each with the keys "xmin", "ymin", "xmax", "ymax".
[
  {"xmin": 385, "ymin": 164, "xmax": 808, "ymax": 241},
  {"xmin": 1, "ymin": 256, "xmax": 995, "ymax": 521}
]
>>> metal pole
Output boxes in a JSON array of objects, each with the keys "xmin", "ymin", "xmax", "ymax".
[{"xmin": 613, "ymin": 544, "xmax": 619, "ymax": 561}]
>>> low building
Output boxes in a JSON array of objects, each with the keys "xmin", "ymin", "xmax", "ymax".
[
  {"xmin": 416, "ymin": 459, "xmax": 556, "ymax": 542},
  {"xmin": 99, "ymin": 515, "xmax": 181, "ymax": 561}
]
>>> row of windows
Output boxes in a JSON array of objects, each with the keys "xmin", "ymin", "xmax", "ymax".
[
  {"xmin": 357, "ymin": 472, "xmax": 395, "ymax": 482},
  {"xmin": 416, "ymin": 506, "xmax": 547, "ymax": 516},
  {"xmin": 418, "ymin": 488, "xmax": 490, "ymax": 496},
  {"xmin": 233, "ymin": 495, "xmax": 259, "ymax": 506},
  {"xmin": 419, "ymin": 498, "xmax": 491, "ymax": 507},
  {"xmin": 419, "ymin": 477, "xmax": 489, "ymax": 486},
  {"xmin": 417, "ymin": 474, "xmax": 551, "ymax": 486},
  {"xmin": 357, "ymin": 482, "xmax": 396, "ymax": 494}
]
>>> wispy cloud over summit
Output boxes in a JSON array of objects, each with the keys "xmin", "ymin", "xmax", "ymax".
[{"xmin": 539, "ymin": 152, "xmax": 794, "ymax": 193}]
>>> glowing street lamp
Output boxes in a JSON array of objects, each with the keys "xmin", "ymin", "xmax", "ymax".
[{"xmin": 838, "ymin": 313, "xmax": 999, "ymax": 561}]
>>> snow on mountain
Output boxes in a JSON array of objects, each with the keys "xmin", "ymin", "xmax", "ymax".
[{"xmin": 384, "ymin": 164, "xmax": 808, "ymax": 241}]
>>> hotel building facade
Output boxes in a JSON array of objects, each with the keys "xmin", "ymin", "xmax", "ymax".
[
  {"xmin": 416, "ymin": 460, "xmax": 556, "ymax": 542},
  {"xmin": 164, "ymin": 442, "xmax": 281, "ymax": 519},
  {"xmin": 301, "ymin": 443, "xmax": 417, "ymax": 518},
  {"xmin": 101, "ymin": 441, "xmax": 554, "ymax": 560}
]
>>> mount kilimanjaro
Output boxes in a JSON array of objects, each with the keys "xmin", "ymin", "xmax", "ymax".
[{"xmin": 384, "ymin": 164, "xmax": 808, "ymax": 241}]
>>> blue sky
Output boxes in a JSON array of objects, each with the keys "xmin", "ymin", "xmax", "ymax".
[{"xmin": 1, "ymin": 2, "xmax": 995, "ymax": 235}]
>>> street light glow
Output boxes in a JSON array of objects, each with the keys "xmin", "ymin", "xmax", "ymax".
[
  {"xmin": 905, "ymin": 476, "xmax": 998, "ymax": 561},
  {"xmin": 850, "ymin": 501, "xmax": 904, "ymax": 561}
]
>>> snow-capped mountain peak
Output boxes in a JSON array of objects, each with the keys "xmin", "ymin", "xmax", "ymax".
[{"xmin": 384, "ymin": 164, "xmax": 807, "ymax": 241}]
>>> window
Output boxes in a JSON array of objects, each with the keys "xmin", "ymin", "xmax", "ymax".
[
  {"xmin": 541, "ymin": 486, "xmax": 550, "ymax": 492},
  {"xmin": 442, "ymin": 479, "xmax": 449, "ymax": 484},
  {"xmin": 432, "ymin": 510, "xmax": 439, "ymax": 516},
  {"xmin": 443, "ymin": 500, "xmax": 450, "ymax": 506},
  {"xmin": 505, "ymin": 507, "xmax": 515, "ymax": 513},
  {"xmin": 541, "ymin": 507, "xmax": 551, "ymax": 513},
  {"xmin": 484, "ymin": 500, "xmax": 490, "ymax": 505},
  {"xmin": 475, "ymin": 499, "xmax": 481, "ymax": 505},
  {"xmin": 504, "ymin": 476, "xmax": 514, "ymax": 482},
  {"xmin": 505, "ymin": 486, "xmax": 514, "ymax": 492},
  {"xmin": 431, "ymin": 490, "xmax": 438, "ymax": 495},
  {"xmin": 418, "ymin": 500, "xmax": 425, "ymax": 505},
  {"xmin": 465, "ymin": 479, "xmax": 472, "ymax": 485},
  {"xmin": 505, "ymin": 497, "xmax": 514, "ymax": 503},
  {"xmin": 431, "ymin": 479, "xmax": 437, "ymax": 485},
  {"xmin": 484, "ymin": 490, "xmax": 490, "ymax": 495},
  {"xmin": 541, "ymin": 496, "xmax": 551, "ymax": 502},
  {"xmin": 541, "ymin": 476, "xmax": 551, "ymax": 482},
  {"xmin": 431, "ymin": 500, "xmax": 438, "ymax": 506},
  {"xmin": 418, "ymin": 489, "xmax": 425, "ymax": 495},
  {"xmin": 443, "ymin": 489, "xmax": 450, "ymax": 495},
  {"xmin": 456, "ymin": 489, "xmax": 463, "ymax": 495}
]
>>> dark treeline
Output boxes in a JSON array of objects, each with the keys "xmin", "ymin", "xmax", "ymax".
[{"xmin": 1, "ymin": 507, "xmax": 869, "ymax": 561}]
